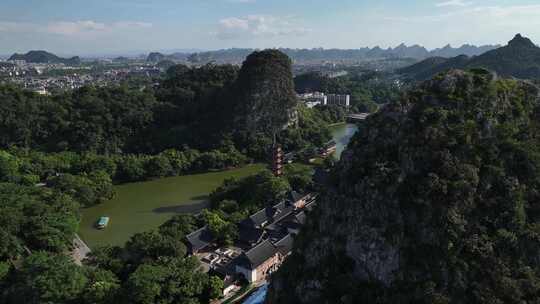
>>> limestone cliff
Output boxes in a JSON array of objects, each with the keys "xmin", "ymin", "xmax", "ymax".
[
  {"xmin": 234, "ymin": 50, "xmax": 298, "ymax": 136},
  {"xmin": 268, "ymin": 69, "xmax": 540, "ymax": 303}
]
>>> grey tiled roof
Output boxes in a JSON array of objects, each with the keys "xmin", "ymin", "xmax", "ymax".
[
  {"xmin": 241, "ymin": 201, "xmax": 295, "ymax": 228},
  {"xmin": 186, "ymin": 226, "xmax": 214, "ymax": 252},
  {"xmin": 239, "ymin": 240, "xmax": 278, "ymax": 269},
  {"xmin": 275, "ymin": 234, "xmax": 294, "ymax": 256},
  {"xmin": 238, "ymin": 226, "xmax": 265, "ymax": 245}
]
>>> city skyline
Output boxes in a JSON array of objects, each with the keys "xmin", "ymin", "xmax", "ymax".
[{"xmin": 1, "ymin": 0, "xmax": 540, "ymax": 55}]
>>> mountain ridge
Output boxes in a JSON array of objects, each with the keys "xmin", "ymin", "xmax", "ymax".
[
  {"xmin": 182, "ymin": 44, "xmax": 499, "ymax": 64},
  {"xmin": 9, "ymin": 50, "xmax": 81, "ymax": 65},
  {"xmin": 400, "ymin": 34, "xmax": 540, "ymax": 80}
]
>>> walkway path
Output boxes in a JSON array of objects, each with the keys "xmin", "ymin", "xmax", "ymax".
[{"xmin": 72, "ymin": 234, "xmax": 91, "ymax": 265}]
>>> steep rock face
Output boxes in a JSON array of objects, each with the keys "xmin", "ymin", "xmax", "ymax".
[
  {"xmin": 234, "ymin": 50, "xmax": 298, "ymax": 136},
  {"xmin": 268, "ymin": 70, "xmax": 540, "ymax": 304}
]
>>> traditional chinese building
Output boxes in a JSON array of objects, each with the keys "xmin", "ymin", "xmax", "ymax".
[{"xmin": 235, "ymin": 234, "xmax": 293, "ymax": 283}]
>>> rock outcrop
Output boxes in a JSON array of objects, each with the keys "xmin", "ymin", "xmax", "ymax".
[
  {"xmin": 268, "ymin": 69, "xmax": 540, "ymax": 303},
  {"xmin": 234, "ymin": 50, "xmax": 298, "ymax": 136}
]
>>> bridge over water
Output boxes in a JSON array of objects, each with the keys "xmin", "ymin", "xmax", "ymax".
[{"xmin": 346, "ymin": 113, "xmax": 370, "ymax": 121}]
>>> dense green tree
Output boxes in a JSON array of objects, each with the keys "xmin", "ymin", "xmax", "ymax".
[
  {"xmin": 0, "ymin": 183, "xmax": 79, "ymax": 258},
  {"xmin": 82, "ymin": 268, "xmax": 120, "ymax": 304},
  {"xmin": 207, "ymin": 275, "xmax": 224, "ymax": 300},
  {"xmin": 202, "ymin": 209, "xmax": 238, "ymax": 246},
  {"xmin": 210, "ymin": 170, "xmax": 292, "ymax": 218},
  {"xmin": 284, "ymin": 163, "xmax": 314, "ymax": 193},
  {"xmin": 126, "ymin": 257, "xmax": 211, "ymax": 304},
  {"xmin": 125, "ymin": 231, "xmax": 187, "ymax": 264},
  {"xmin": 126, "ymin": 263, "xmax": 168, "ymax": 304},
  {"xmin": 47, "ymin": 171, "xmax": 114, "ymax": 207},
  {"xmin": 8, "ymin": 252, "xmax": 88, "ymax": 304},
  {"xmin": 115, "ymin": 155, "xmax": 147, "ymax": 182},
  {"xmin": 84, "ymin": 245, "xmax": 125, "ymax": 277},
  {"xmin": 158, "ymin": 214, "xmax": 196, "ymax": 239},
  {"xmin": 0, "ymin": 151, "xmax": 20, "ymax": 182},
  {"xmin": 144, "ymin": 155, "xmax": 173, "ymax": 178}
]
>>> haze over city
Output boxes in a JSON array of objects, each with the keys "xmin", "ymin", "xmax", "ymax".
[{"xmin": 2, "ymin": 0, "xmax": 540, "ymax": 55}]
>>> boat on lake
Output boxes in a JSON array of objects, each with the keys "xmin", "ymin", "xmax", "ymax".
[{"xmin": 96, "ymin": 216, "xmax": 110, "ymax": 229}]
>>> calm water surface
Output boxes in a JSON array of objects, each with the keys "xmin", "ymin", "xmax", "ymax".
[{"xmin": 331, "ymin": 123, "xmax": 359, "ymax": 159}]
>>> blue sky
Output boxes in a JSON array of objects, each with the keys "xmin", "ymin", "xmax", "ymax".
[{"xmin": 1, "ymin": 0, "xmax": 540, "ymax": 55}]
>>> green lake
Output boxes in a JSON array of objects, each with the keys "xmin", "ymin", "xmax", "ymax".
[{"xmin": 79, "ymin": 164, "xmax": 265, "ymax": 248}]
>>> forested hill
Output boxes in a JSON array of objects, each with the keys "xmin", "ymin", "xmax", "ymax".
[
  {"xmin": 268, "ymin": 69, "xmax": 540, "ymax": 303},
  {"xmin": 400, "ymin": 34, "xmax": 540, "ymax": 80},
  {"xmin": 9, "ymin": 50, "xmax": 81, "ymax": 65},
  {"xmin": 0, "ymin": 50, "xmax": 298, "ymax": 154}
]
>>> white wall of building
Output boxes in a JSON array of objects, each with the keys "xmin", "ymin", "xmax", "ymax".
[{"xmin": 236, "ymin": 265, "xmax": 257, "ymax": 283}]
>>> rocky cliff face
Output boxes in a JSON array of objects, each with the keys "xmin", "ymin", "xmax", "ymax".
[
  {"xmin": 268, "ymin": 69, "xmax": 540, "ymax": 304},
  {"xmin": 234, "ymin": 50, "xmax": 298, "ymax": 136}
]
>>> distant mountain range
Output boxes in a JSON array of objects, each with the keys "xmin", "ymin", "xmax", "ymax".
[
  {"xmin": 399, "ymin": 34, "xmax": 540, "ymax": 80},
  {"xmin": 146, "ymin": 52, "xmax": 190, "ymax": 63},
  {"xmin": 146, "ymin": 44, "xmax": 499, "ymax": 64},
  {"xmin": 8, "ymin": 50, "xmax": 81, "ymax": 65}
]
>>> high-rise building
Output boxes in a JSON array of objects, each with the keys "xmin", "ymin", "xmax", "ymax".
[
  {"xmin": 297, "ymin": 92, "xmax": 350, "ymax": 108},
  {"xmin": 326, "ymin": 94, "xmax": 350, "ymax": 107}
]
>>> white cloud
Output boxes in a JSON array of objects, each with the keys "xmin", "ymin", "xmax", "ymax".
[
  {"xmin": 0, "ymin": 20, "xmax": 152, "ymax": 36},
  {"xmin": 379, "ymin": 3, "xmax": 540, "ymax": 48},
  {"xmin": 436, "ymin": 0, "xmax": 473, "ymax": 7},
  {"xmin": 0, "ymin": 21, "xmax": 38, "ymax": 33},
  {"xmin": 45, "ymin": 20, "xmax": 152, "ymax": 36},
  {"xmin": 216, "ymin": 15, "xmax": 310, "ymax": 40}
]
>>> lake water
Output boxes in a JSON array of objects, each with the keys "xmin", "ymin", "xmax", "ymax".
[
  {"xmin": 243, "ymin": 284, "xmax": 268, "ymax": 304},
  {"xmin": 79, "ymin": 164, "xmax": 265, "ymax": 248},
  {"xmin": 330, "ymin": 123, "xmax": 359, "ymax": 159}
]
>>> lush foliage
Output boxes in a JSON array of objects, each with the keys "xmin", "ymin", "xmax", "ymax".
[
  {"xmin": 0, "ymin": 85, "xmax": 156, "ymax": 154},
  {"xmin": 269, "ymin": 70, "xmax": 540, "ymax": 303},
  {"xmin": 210, "ymin": 170, "xmax": 292, "ymax": 216},
  {"xmin": 1, "ymin": 214, "xmax": 221, "ymax": 304}
]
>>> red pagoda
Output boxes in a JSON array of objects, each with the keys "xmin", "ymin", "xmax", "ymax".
[{"xmin": 272, "ymin": 145, "xmax": 284, "ymax": 177}]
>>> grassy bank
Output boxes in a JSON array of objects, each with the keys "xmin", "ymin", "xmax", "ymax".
[{"xmin": 79, "ymin": 164, "xmax": 266, "ymax": 248}]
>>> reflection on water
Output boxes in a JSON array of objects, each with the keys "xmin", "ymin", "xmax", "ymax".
[
  {"xmin": 243, "ymin": 284, "xmax": 268, "ymax": 304},
  {"xmin": 331, "ymin": 123, "xmax": 359, "ymax": 159}
]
